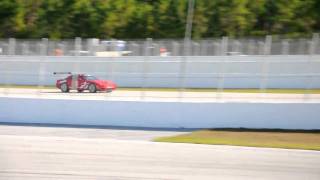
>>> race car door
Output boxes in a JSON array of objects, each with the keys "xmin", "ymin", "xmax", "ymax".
[
  {"xmin": 71, "ymin": 75, "xmax": 78, "ymax": 90},
  {"xmin": 78, "ymin": 75, "xmax": 87, "ymax": 90}
]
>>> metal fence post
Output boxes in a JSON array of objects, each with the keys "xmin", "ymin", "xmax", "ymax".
[
  {"xmin": 8, "ymin": 38, "xmax": 16, "ymax": 55},
  {"xmin": 140, "ymin": 38, "xmax": 152, "ymax": 100},
  {"xmin": 58, "ymin": 41, "xmax": 66, "ymax": 56},
  {"xmin": 145, "ymin": 38, "xmax": 152, "ymax": 56},
  {"xmin": 129, "ymin": 42, "xmax": 138, "ymax": 56},
  {"xmin": 304, "ymin": 60, "xmax": 314, "ymax": 100},
  {"xmin": 3, "ymin": 62, "xmax": 12, "ymax": 95},
  {"xmin": 311, "ymin": 33, "xmax": 319, "ymax": 54},
  {"xmin": 298, "ymin": 38, "xmax": 306, "ymax": 55},
  {"xmin": 110, "ymin": 38, "xmax": 116, "ymax": 51},
  {"xmin": 248, "ymin": 39, "xmax": 255, "ymax": 55},
  {"xmin": 184, "ymin": 39, "xmax": 191, "ymax": 56},
  {"xmin": 21, "ymin": 41, "xmax": 29, "ymax": 55},
  {"xmin": 75, "ymin": 37, "xmax": 82, "ymax": 56},
  {"xmin": 137, "ymin": 41, "xmax": 142, "ymax": 56},
  {"xmin": 259, "ymin": 35, "xmax": 272, "ymax": 94},
  {"xmin": 48, "ymin": 40, "xmax": 54, "ymax": 56},
  {"xmin": 264, "ymin": 35, "xmax": 272, "ymax": 55},
  {"xmin": 192, "ymin": 41, "xmax": 200, "ymax": 56},
  {"xmin": 258, "ymin": 41, "xmax": 264, "ymax": 55},
  {"xmin": 40, "ymin": 38, "xmax": 48, "ymax": 56},
  {"xmin": 71, "ymin": 58, "xmax": 80, "ymax": 97},
  {"xmin": 105, "ymin": 57, "xmax": 115, "ymax": 100},
  {"xmin": 153, "ymin": 42, "xmax": 159, "ymax": 56},
  {"xmin": 179, "ymin": 39, "xmax": 192, "ymax": 100},
  {"xmin": 304, "ymin": 33, "xmax": 319, "ymax": 100},
  {"xmin": 213, "ymin": 42, "xmax": 220, "ymax": 56},
  {"xmin": 87, "ymin": 38, "xmax": 93, "ymax": 56},
  {"xmin": 281, "ymin": 39, "xmax": 289, "ymax": 55},
  {"xmin": 215, "ymin": 36, "xmax": 228, "ymax": 100},
  {"xmin": 172, "ymin": 41, "xmax": 179, "ymax": 56},
  {"xmin": 221, "ymin": 36, "xmax": 228, "ymax": 55},
  {"xmin": 178, "ymin": 56, "xmax": 187, "ymax": 100},
  {"xmin": 200, "ymin": 40, "xmax": 208, "ymax": 56},
  {"xmin": 216, "ymin": 57, "xmax": 226, "ymax": 100},
  {"xmin": 91, "ymin": 38, "xmax": 100, "ymax": 56},
  {"xmin": 37, "ymin": 57, "xmax": 46, "ymax": 95}
]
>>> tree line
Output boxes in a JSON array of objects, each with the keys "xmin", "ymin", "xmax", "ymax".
[{"xmin": 0, "ymin": 0, "xmax": 319, "ymax": 39}]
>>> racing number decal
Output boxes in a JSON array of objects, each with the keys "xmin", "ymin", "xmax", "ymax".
[{"xmin": 79, "ymin": 82, "xmax": 88, "ymax": 89}]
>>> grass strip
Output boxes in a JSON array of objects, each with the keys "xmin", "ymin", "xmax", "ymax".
[{"xmin": 154, "ymin": 129, "xmax": 320, "ymax": 151}]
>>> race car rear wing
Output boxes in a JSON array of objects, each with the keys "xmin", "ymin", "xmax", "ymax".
[{"xmin": 53, "ymin": 72, "xmax": 72, "ymax": 75}]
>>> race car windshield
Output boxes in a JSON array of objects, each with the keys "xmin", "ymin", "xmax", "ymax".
[{"xmin": 85, "ymin": 76, "xmax": 98, "ymax": 80}]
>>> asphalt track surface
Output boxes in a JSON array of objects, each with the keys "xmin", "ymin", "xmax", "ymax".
[
  {"xmin": 1, "ymin": 89, "xmax": 320, "ymax": 179},
  {"xmin": 0, "ymin": 125, "xmax": 320, "ymax": 180},
  {"xmin": 1, "ymin": 88, "xmax": 320, "ymax": 103}
]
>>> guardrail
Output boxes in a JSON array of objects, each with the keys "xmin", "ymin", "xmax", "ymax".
[{"xmin": 1, "ymin": 97, "xmax": 319, "ymax": 129}]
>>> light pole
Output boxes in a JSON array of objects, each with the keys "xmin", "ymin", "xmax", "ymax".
[{"xmin": 184, "ymin": 0, "xmax": 195, "ymax": 41}]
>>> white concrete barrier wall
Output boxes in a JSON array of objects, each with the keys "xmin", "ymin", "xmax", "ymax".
[
  {"xmin": 0, "ymin": 55, "xmax": 320, "ymax": 88},
  {"xmin": 0, "ymin": 97, "xmax": 319, "ymax": 129}
]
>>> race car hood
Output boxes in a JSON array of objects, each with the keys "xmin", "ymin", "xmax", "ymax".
[{"xmin": 89, "ymin": 80, "xmax": 117, "ymax": 89}]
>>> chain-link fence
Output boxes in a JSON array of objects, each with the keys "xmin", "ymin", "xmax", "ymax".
[
  {"xmin": 0, "ymin": 34, "xmax": 319, "ymax": 56},
  {"xmin": 0, "ymin": 34, "xmax": 319, "ymax": 102}
]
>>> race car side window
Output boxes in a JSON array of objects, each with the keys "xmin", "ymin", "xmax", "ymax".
[{"xmin": 84, "ymin": 75, "xmax": 98, "ymax": 80}]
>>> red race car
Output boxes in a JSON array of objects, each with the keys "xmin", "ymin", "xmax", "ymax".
[{"xmin": 54, "ymin": 72, "xmax": 117, "ymax": 93}]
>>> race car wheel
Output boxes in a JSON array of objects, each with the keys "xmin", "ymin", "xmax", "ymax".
[
  {"xmin": 60, "ymin": 83, "xmax": 69, "ymax": 93},
  {"xmin": 88, "ymin": 84, "xmax": 97, "ymax": 93}
]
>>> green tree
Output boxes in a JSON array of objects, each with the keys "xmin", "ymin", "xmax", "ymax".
[
  {"xmin": 153, "ymin": 0, "xmax": 187, "ymax": 38},
  {"xmin": 0, "ymin": 0, "xmax": 20, "ymax": 37},
  {"xmin": 0, "ymin": 0, "xmax": 318, "ymax": 39},
  {"xmin": 35, "ymin": 0, "xmax": 74, "ymax": 38}
]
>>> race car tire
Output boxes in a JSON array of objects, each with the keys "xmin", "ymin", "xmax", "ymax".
[
  {"xmin": 88, "ymin": 84, "xmax": 97, "ymax": 93},
  {"xmin": 60, "ymin": 83, "xmax": 69, "ymax": 93}
]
